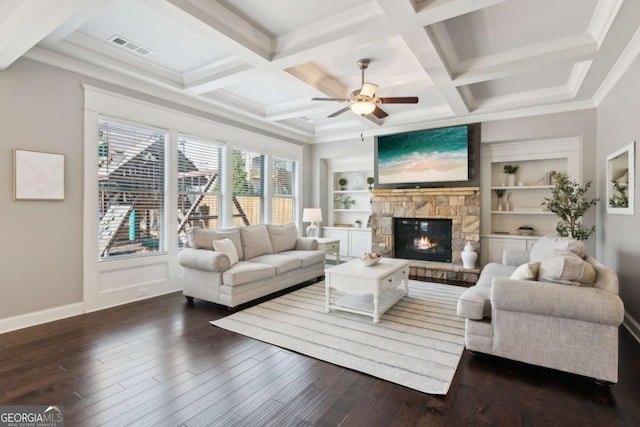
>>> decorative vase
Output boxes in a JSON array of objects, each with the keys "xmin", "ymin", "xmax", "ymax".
[
  {"xmin": 507, "ymin": 173, "xmax": 516, "ymax": 187},
  {"xmin": 461, "ymin": 242, "xmax": 478, "ymax": 269},
  {"xmin": 497, "ymin": 198, "xmax": 504, "ymax": 211}
]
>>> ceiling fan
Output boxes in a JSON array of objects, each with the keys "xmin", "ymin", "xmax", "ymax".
[{"xmin": 312, "ymin": 59, "xmax": 419, "ymax": 119}]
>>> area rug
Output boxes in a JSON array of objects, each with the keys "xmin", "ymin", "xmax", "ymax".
[{"xmin": 211, "ymin": 280, "xmax": 466, "ymax": 395}]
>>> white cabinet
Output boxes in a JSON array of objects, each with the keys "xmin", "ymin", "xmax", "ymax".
[
  {"xmin": 480, "ymin": 235, "xmax": 541, "ymax": 266},
  {"xmin": 323, "ymin": 227, "xmax": 372, "ymax": 259},
  {"xmin": 349, "ymin": 230, "xmax": 372, "ymax": 257}
]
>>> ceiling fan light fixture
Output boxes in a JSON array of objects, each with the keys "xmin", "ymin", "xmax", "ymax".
[{"xmin": 351, "ymin": 101, "xmax": 376, "ymax": 116}]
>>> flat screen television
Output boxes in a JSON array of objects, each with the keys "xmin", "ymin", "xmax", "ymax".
[{"xmin": 374, "ymin": 123, "xmax": 480, "ymax": 189}]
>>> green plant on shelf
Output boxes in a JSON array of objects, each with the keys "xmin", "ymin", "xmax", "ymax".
[
  {"xmin": 493, "ymin": 189, "xmax": 506, "ymax": 198},
  {"xmin": 334, "ymin": 194, "xmax": 356, "ymax": 209},
  {"xmin": 503, "ymin": 164, "xmax": 519, "ymax": 174},
  {"xmin": 338, "ymin": 178, "xmax": 347, "ymax": 190}
]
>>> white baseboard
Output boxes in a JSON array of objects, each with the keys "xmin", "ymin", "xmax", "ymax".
[
  {"xmin": 623, "ymin": 312, "xmax": 640, "ymax": 344},
  {"xmin": 84, "ymin": 280, "xmax": 183, "ymax": 314},
  {"xmin": 0, "ymin": 303, "xmax": 84, "ymax": 334}
]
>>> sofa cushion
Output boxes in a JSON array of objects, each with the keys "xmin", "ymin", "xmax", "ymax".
[
  {"xmin": 529, "ymin": 235, "xmax": 586, "ymax": 262},
  {"xmin": 213, "ymin": 238, "xmax": 239, "ymax": 267},
  {"xmin": 188, "ymin": 228, "xmax": 244, "ymax": 260},
  {"xmin": 279, "ymin": 249, "xmax": 326, "ymax": 268},
  {"xmin": 509, "ymin": 262, "xmax": 540, "ymax": 281},
  {"xmin": 538, "ymin": 255, "xmax": 596, "ymax": 286},
  {"xmin": 222, "ymin": 261, "xmax": 275, "ymax": 286},
  {"xmin": 267, "ymin": 223, "xmax": 298, "ymax": 253},
  {"xmin": 249, "ymin": 254, "xmax": 302, "ymax": 275},
  {"xmin": 241, "ymin": 224, "xmax": 274, "ymax": 260}
]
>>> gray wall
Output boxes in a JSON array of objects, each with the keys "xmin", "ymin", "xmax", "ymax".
[
  {"xmin": 310, "ymin": 110, "xmax": 599, "ymax": 253},
  {"xmin": 0, "ymin": 59, "xmax": 84, "ymax": 317},
  {"xmin": 597, "ymin": 55, "xmax": 640, "ymax": 324},
  {"xmin": 0, "ymin": 58, "xmax": 312, "ymax": 321}
]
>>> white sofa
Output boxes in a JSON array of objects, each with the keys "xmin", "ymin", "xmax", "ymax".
[
  {"xmin": 457, "ymin": 235, "xmax": 624, "ymax": 384},
  {"xmin": 178, "ymin": 223, "xmax": 325, "ymax": 309}
]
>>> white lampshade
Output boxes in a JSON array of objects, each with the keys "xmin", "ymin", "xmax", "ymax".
[
  {"xmin": 302, "ymin": 208, "xmax": 323, "ymax": 222},
  {"xmin": 351, "ymin": 101, "xmax": 376, "ymax": 116}
]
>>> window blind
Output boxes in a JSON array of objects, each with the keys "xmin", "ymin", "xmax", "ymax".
[
  {"xmin": 232, "ymin": 148, "xmax": 264, "ymax": 226},
  {"xmin": 177, "ymin": 136, "xmax": 223, "ymax": 246},
  {"xmin": 97, "ymin": 119, "xmax": 166, "ymax": 259},
  {"xmin": 271, "ymin": 156, "xmax": 296, "ymax": 224}
]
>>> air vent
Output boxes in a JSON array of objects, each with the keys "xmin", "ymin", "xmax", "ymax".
[{"xmin": 108, "ymin": 35, "xmax": 153, "ymax": 57}]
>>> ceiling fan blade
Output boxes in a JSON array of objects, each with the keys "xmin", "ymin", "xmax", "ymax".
[
  {"xmin": 312, "ymin": 97, "xmax": 350, "ymax": 101},
  {"xmin": 360, "ymin": 83, "xmax": 378, "ymax": 98},
  {"xmin": 378, "ymin": 97, "xmax": 419, "ymax": 104},
  {"xmin": 328, "ymin": 106, "xmax": 351, "ymax": 118},
  {"xmin": 372, "ymin": 106, "xmax": 388, "ymax": 119}
]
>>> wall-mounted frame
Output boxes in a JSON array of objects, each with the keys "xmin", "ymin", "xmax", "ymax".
[
  {"xmin": 14, "ymin": 149, "xmax": 65, "ymax": 200},
  {"xmin": 606, "ymin": 142, "xmax": 634, "ymax": 215}
]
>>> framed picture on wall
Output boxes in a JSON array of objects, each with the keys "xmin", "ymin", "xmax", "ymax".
[
  {"xmin": 606, "ymin": 142, "xmax": 634, "ymax": 215},
  {"xmin": 14, "ymin": 149, "xmax": 65, "ymax": 200}
]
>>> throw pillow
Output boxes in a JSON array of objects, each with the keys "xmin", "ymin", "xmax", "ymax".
[
  {"xmin": 240, "ymin": 224, "xmax": 274, "ymax": 260},
  {"xmin": 529, "ymin": 235, "xmax": 587, "ymax": 262},
  {"xmin": 188, "ymin": 228, "xmax": 244, "ymax": 260},
  {"xmin": 509, "ymin": 262, "xmax": 541, "ymax": 281},
  {"xmin": 213, "ymin": 238, "xmax": 239, "ymax": 267},
  {"xmin": 538, "ymin": 255, "xmax": 596, "ymax": 286},
  {"xmin": 266, "ymin": 223, "xmax": 298, "ymax": 253}
]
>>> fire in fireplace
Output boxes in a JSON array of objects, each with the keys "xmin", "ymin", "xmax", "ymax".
[{"xmin": 393, "ymin": 218, "xmax": 452, "ymax": 262}]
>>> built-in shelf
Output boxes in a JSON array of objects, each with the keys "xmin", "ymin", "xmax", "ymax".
[
  {"xmin": 333, "ymin": 209, "xmax": 371, "ymax": 212},
  {"xmin": 334, "ymin": 190, "xmax": 372, "ymax": 194}
]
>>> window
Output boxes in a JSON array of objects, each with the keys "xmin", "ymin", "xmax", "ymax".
[
  {"xmin": 177, "ymin": 137, "xmax": 224, "ymax": 246},
  {"xmin": 232, "ymin": 148, "xmax": 264, "ymax": 226},
  {"xmin": 271, "ymin": 156, "xmax": 296, "ymax": 224},
  {"xmin": 97, "ymin": 119, "xmax": 166, "ymax": 259}
]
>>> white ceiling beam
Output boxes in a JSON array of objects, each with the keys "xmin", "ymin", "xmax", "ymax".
[
  {"xmin": 375, "ymin": 0, "xmax": 470, "ymax": 115},
  {"xmin": 588, "ymin": 0, "xmax": 623, "ymax": 48},
  {"xmin": 266, "ymin": 101, "xmax": 336, "ymax": 122},
  {"xmin": 0, "ymin": 0, "xmax": 115, "ymax": 70},
  {"xmin": 412, "ymin": 0, "xmax": 509, "ymax": 26},
  {"xmin": 452, "ymin": 34, "xmax": 598, "ymax": 86}
]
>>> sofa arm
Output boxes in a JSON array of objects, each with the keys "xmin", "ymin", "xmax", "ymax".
[
  {"xmin": 178, "ymin": 248, "xmax": 230, "ymax": 272},
  {"xmin": 502, "ymin": 249, "xmax": 530, "ymax": 266},
  {"xmin": 491, "ymin": 278, "xmax": 624, "ymax": 326},
  {"xmin": 295, "ymin": 237, "xmax": 318, "ymax": 250}
]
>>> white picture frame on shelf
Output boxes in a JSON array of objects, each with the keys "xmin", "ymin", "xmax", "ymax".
[
  {"xmin": 14, "ymin": 149, "xmax": 65, "ymax": 200},
  {"xmin": 606, "ymin": 142, "xmax": 634, "ymax": 215}
]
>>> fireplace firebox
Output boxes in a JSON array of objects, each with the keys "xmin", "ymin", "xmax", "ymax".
[{"xmin": 393, "ymin": 218, "xmax": 452, "ymax": 262}]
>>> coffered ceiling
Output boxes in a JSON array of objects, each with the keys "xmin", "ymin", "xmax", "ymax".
[{"xmin": 1, "ymin": 0, "xmax": 639, "ymax": 143}]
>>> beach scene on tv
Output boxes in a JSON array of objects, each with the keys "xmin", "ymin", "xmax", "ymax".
[{"xmin": 377, "ymin": 126, "xmax": 469, "ymax": 185}]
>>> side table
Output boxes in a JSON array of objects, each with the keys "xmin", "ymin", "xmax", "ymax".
[{"xmin": 316, "ymin": 237, "xmax": 340, "ymax": 265}]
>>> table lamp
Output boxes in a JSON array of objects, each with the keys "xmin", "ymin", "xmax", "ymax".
[{"xmin": 302, "ymin": 208, "xmax": 322, "ymax": 238}]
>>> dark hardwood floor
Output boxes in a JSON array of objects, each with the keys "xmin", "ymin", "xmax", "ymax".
[{"xmin": 1, "ymin": 283, "xmax": 639, "ymax": 426}]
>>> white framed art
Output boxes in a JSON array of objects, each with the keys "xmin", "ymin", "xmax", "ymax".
[
  {"xmin": 606, "ymin": 142, "xmax": 634, "ymax": 215},
  {"xmin": 14, "ymin": 149, "xmax": 65, "ymax": 200}
]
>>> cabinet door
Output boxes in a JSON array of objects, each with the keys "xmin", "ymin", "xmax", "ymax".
[
  {"xmin": 349, "ymin": 230, "xmax": 372, "ymax": 257},
  {"xmin": 323, "ymin": 229, "xmax": 349, "ymax": 257},
  {"xmin": 484, "ymin": 238, "xmax": 527, "ymax": 265},
  {"xmin": 525, "ymin": 238, "xmax": 540, "ymax": 251}
]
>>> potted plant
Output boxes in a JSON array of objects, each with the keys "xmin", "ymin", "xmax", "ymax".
[
  {"xmin": 366, "ymin": 176, "xmax": 374, "ymax": 190},
  {"xmin": 334, "ymin": 194, "xmax": 355, "ymax": 209},
  {"xmin": 542, "ymin": 171, "xmax": 599, "ymax": 240},
  {"xmin": 493, "ymin": 188, "xmax": 506, "ymax": 211},
  {"xmin": 503, "ymin": 164, "xmax": 519, "ymax": 186},
  {"xmin": 338, "ymin": 178, "xmax": 347, "ymax": 191},
  {"xmin": 355, "ymin": 219, "xmax": 362, "ymax": 228}
]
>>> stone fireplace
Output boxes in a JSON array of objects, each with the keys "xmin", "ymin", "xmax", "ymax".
[{"xmin": 370, "ymin": 187, "xmax": 480, "ymax": 283}]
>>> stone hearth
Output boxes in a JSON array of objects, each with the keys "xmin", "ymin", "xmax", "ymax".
[{"xmin": 370, "ymin": 187, "xmax": 481, "ymax": 267}]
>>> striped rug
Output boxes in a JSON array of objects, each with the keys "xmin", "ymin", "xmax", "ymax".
[{"xmin": 211, "ymin": 280, "xmax": 466, "ymax": 395}]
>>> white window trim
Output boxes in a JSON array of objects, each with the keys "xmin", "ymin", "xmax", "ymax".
[{"xmin": 83, "ymin": 86, "xmax": 303, "ymax": 312}]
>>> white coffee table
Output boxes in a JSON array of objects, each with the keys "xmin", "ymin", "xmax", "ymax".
[{"xmin": 324, "ymin": 258, "xmax": 410, "ymax": 323}]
